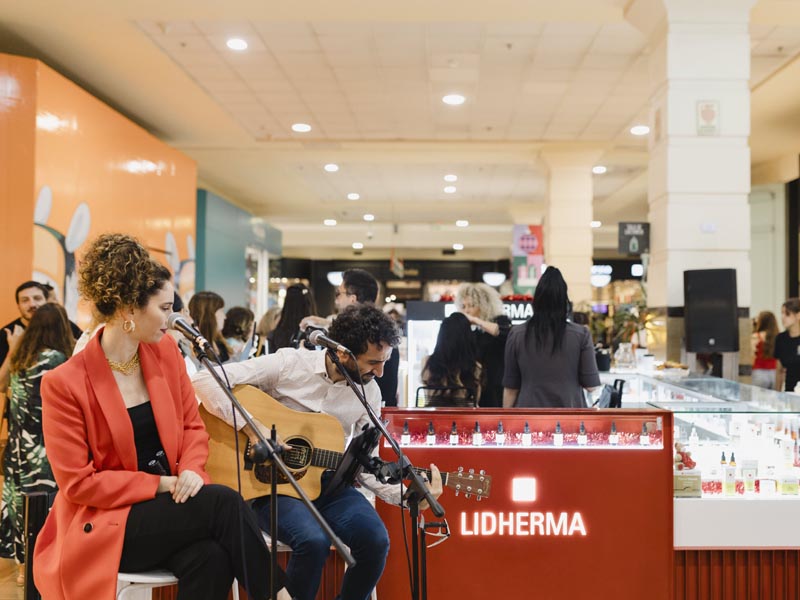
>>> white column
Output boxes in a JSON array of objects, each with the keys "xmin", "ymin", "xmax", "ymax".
[
  {"xmin": 540, "ymin": 148, "xmax": 601, "ymax": 305},
  {"xmin": 634, "ymin": 0, "xmax": 755, "ymax": 310}
]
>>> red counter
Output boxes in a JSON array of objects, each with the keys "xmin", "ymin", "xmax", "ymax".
[{"xmin": 377, "ymin": 408, "xmax": 674, "ymax": 600}]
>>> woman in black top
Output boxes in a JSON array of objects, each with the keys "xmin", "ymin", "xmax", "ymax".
[
  {"xmin": 269, "ymin": 283, "xmax": 316, "ymax": 353},
  {"xmin": 456, "ymin": 282, "xmax": 511, "ymax": 407},
  {"xmin": 421, "ymin": 312, "xmax": 482, "ymax": 406},
  {"xmin": 775, "ymin": 298, "xmax": 800, "ymax": 392}
]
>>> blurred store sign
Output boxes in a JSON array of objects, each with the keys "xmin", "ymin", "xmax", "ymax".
[{"xmin": 618, "ymin": 222, "xmax": 650, "ymax": 256}]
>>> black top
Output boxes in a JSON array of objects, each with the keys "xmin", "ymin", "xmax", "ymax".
[
  {"xmin": 0, "ymin": 316, "xmax": 82, "ymax": 366},
  {"xmin": 376, "ymin": 346, "xmax": 400, "ymax": 407},
  {"xmin": 474, "ymin": 315, "xmax": 512, "ymax": 408},
  {"xmin": 503, "ymin": 321, "xmax": 601, "ymax": 408},
  {"xmin": 127, "ymin": 402, "xmax": 168, "ymax": 474},
  {"xmin": 775, "ymin": 331, "xmax": 800, "ymax": 391}
]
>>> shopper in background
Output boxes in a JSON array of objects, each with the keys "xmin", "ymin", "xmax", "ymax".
[
  {"xmin": 0, "ymin": 281, "xmax": 49, "ymax": 392},
  {"xmin": 188, "ymin": 291, "xmax": 230, "ymax": 363},
  {"xmin": 35, "ymin": 233, "xmax": 284, "ymax": 600},
  {"xmin": 775, "ymin": 298, "xmax": 800, "ymax": 392},
  {"xmin": 421, "ymin": 312, "xmax": 482, "ymax": 406},
  {"xmin": 455, "ymin": 282, "xmax": 511, "ymax": 407},
  {"xmin": 222, "ymin": 306, "xmax": 255, "ymax": 361},
  {"xmin": 503, "ymin": 266, "xmax": 600, "ymax": 408},
  {"xmin": 269, "ymin": 283, "xmax": 316, "ymax": 353},
  {"xmin": 751, "ymin": 310, "xmax": 779, "ymax": 389},
  {"xmin": 0, "ymin": 303, "xmax": 74, "ymax": 586},
  {"xmin": 255, "ymin": 306, "xmax": 282, "ymax": 355}
]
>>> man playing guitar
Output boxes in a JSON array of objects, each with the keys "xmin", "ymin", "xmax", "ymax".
[{"xmin": 192, "ymin": 304, "xmax": 442, "ymax": 600}]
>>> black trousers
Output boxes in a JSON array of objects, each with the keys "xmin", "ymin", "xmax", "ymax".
[{"xmin": 119, "ymin": 484, "xmax": 283, "ymax": 600}]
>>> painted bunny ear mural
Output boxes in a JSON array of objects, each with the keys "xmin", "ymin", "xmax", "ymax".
[
  {"xmin": 32, "ymin": 184, "xmax": 91, "ymax": 320},
  {"xmin": 177, "ymin": 233, "xmax": 196, "ymax": 301},
  {"xmin": 165, "ymin": 231, "xmax": 181, "ymax": 273}
]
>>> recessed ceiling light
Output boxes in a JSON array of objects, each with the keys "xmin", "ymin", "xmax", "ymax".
[
  {"xmin": 456, "ymin": 220, "xmax": 469, "ymax": 227},
  {"xmin": 630, "ymin": 125, "xmax": 650, "ymax": 136},
  {"xmin": 226, "ymin": 38, "xmax": 248, "ymax": 51},
  {"xmin": 442, "ymin": 94, "xmax": 466, "ymax": 106},
  {"xmin": 453, "ymin": 243, "xmax": 464, "ymax": 251},
  {"xmin": 324, "ymin": 163, "xmax": 339, "ymax": 172},
  {"xmin": 352, "ymin": 242, "xmax": 364, "ymax": 250},
  {"xmin": 347, "ymin": 192, "xmax": 360, "ymax": 200},
  {"xmin": 292, "ymin": 123, "xmax": 312, "ymax": 133},
  {"xmin": 363, "ymin": 214, "xmax": 375, "ymax": 222},
  {"xmin": 443, "ymin": 186, "xmax": 457, "ymax": 194},
  {"xmin": 444, "ymin": 174, "xmax": 458, "ymax": 182},
  {"xmin": 323, "ymin": 219, "xmax": 337, "ymax": 226},
  {"xmin": 592, "ymin": 165, "xmax": 607, "ymax": 175},
  {"xmin": 591, "ymin": 220, "xmax": 602, "ymax": 228}
]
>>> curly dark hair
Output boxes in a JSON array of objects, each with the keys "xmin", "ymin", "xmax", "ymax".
[
  {"xmin": 78, "ymin": 233, "xmax": 171, "ymax": 317},
  {"xmin": 329, "ymin": 304, "xmax": 399, "ymax": 356}
]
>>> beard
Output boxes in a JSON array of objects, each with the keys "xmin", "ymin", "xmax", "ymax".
[{"xmin": 343, "ymin": 362, "xmax": 374, "ymax": 383}]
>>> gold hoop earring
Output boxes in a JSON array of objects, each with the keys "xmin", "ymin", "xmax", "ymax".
[{"xmin": 122, "ymin": 320, "xmax": 136, "ymax": 334}]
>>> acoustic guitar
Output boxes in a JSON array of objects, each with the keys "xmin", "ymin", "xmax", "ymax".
[{"xmin": 200, "ymin": 385, "xmax": 493, "ymax": 502}]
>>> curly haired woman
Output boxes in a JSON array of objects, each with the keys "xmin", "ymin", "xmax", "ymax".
[{"xmin": 33, "ymin": 233, "xmax": 288, "ymax": 600}]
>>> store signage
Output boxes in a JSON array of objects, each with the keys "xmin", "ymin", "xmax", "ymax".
[
  {"xmin": 503, "ymin": 302, "xmax": 533, "ymax": 321},
  {"xmin": 460, "ymin": 511, "xmax": 587, "ymax": 537},
  {"xmin": 618, "ymin": 222, "xmax": 649, "ymax": 256}
]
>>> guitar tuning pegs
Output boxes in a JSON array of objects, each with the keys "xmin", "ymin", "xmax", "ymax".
[
  {"xmin": 466, "ymin": 486, "xmax": 473, "ymax": 493},
  {"xmin": 479, "ymin": 469, "xmax": 485, "ymax": 476},
  {"xmin": 454, "ymin": 489, "xmax": 460, "ymax": 497},
  {"xmin": 465, "ymin": 493, "xmax": 471, "ymax": 499},
  {"xmin": 458, "ymin": 466, "xmax": 464, "ymax": 473},
  {"xmin": 476, "ymin": 495, "xmax": 482, "ymax": 502},
  {"xmin": 468, "ymin": 468, "xmax": 474, "ymax": 475}
]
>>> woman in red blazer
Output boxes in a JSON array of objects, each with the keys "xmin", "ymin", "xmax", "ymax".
[{"xmin": 34, "ymin": 233, "xmax": 285, "ymax": 600}]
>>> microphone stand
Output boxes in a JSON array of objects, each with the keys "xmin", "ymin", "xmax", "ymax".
[
  {"xmin": 191, "ymin": 339, "xmax": 356, "ymax": 600},
  {"xmin": 325, "ymin": 349, "xmax": 443, "ymax": 600}
]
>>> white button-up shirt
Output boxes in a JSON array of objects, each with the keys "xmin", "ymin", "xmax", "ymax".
[{"xmin": 191, "ymin": 348, "xmax": 402, "ymax": 505}]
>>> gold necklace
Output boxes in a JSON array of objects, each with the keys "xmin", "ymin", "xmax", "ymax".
[{"xmin": 107, "ymin": 352, "xmax": 140, "ymax": 375}]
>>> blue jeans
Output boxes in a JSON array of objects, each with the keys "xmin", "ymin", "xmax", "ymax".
[{"xmin": 253, "ymin": 477, "xmax": 389, "ymax": 600}]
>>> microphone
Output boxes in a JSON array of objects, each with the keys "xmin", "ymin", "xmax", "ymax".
[
  {"xmin": 167, "ymin": 312, "xmax": 214, "ymax": 353},
  {"xmin": 308, "ymin": 329, "xmax": 351, "ymax": 354}
]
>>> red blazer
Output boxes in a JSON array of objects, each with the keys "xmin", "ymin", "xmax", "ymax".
[{"xmin": 34, "ymin": 330, "xmax": 210, "ymax": 600}]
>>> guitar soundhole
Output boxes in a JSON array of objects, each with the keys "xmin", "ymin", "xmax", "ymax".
[{"xmin": 253, "ymin": 437, "xmax": 312, "ymax": 485}]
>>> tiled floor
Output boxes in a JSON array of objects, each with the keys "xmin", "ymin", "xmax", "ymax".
[{"xmin": 0, "ymin": 559, "xmax": 24, "ymax": 600}]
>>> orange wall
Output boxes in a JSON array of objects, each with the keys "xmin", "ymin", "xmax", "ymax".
[
  {"xmin": 0, "ymin": 54, "xmax": 197, "ymax": 328},
  {"xmin": 0, "ymin": 56, "xmax": 37, "ymax": 323}
]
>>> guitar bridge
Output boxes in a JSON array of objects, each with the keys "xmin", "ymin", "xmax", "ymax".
[{"xmin": 243, "ymin": 440, "xmax": 254, "ymax": 471}]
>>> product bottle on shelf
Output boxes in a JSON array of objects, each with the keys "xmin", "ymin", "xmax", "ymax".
[
  {"xmin": 449, "ymin": 421, "xmax": 459, "ymax": 446},
  {"xmin": 720, "ymin": 451, "xmax": 727, "ymax": 465},
  {"xmin": 577, "ymin": 421, "xmax": 588, "ymax": 446},
  {"xmin": 496, "ymin": 421, "xmax": 506, "ymax": 446},
  {"xmin": 609, "ymin": 421, "xmax": 618, "ymax": 446},
  {"xmin": 640, "ymin": 423, "xmax": 650, "ymax": 446},
  {"xmin": 472, "ymin": 421, "xmax": 483, "ymax": 446},
  {"xmin": 553, "ymin": 421, "xmax": 563, "ymax": 447},
  {"xmin": 401, "ymin": 421, "xmax": 411, "ymax": 446},
  {"xmin": 426, "ymin": 421, "xmax": 436, "ymax": 446},
  {"xmin": 522, "ymin": 421, "xmax": 532, "ymax": 447}
]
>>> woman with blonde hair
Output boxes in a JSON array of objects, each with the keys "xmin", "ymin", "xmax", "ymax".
[
  {"xmin": 455, "ymin": 282, "xmax": 511, "ymax": 407},
  {"xmin": 751, "ymin": 310, "xmax": 779, "ymax": 389},
  {"xmin": 0, "ymin": 303, "xmax": 74, "ymax": 585}
]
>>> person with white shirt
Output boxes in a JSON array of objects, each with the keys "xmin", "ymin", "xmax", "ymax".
[{"xmin": 192, "ymin": 304, "xmax": 442, "ymax": 600}]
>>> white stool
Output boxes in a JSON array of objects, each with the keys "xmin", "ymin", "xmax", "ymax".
[{"xmin": 117, "ymin": 570, "xmax": 240, "ymax": 600}]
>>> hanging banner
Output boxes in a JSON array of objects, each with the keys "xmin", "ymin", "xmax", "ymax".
[
  {"xmin": 512, "ymin": 225, "xmax": 545, "ymax": 295},
  {"xmin": 618, "ymin": 222, "xmax": 650, "ymax": 256}
]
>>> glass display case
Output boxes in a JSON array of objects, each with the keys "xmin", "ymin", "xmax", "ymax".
[{"xmin": 603, "ymin": 373, "xmax": 800, "ymax": 500}]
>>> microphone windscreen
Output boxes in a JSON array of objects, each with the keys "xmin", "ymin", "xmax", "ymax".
[{"xmin": 167, "ymin": 312, "xmax": 184, "ymax": 330}]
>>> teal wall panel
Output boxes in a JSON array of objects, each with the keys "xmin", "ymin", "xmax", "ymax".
[{"xmin": 195, "ymin": 189, "xmax": 281, "ymax": 308}]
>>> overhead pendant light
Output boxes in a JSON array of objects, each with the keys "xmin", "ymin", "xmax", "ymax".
[{"xmin": 482, "ymin": 272, "xmax": 507, "ymax": 287}]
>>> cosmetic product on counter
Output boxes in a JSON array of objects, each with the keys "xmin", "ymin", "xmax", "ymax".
[
  {"xmin": 472, "ymin": 421, "xmax": 483, "ymax": 446},
  {"xmin": 553, "ymin": 421, "xmax": 563, "ymax": 447},
  {"xmin": 426, "ymin": 421, "xmax": 436, "ymax": 446},
  {"xmin": 760, "ymin": 465, "xmax": 777, "ymax": 496},
  {"xmin": 449, "ymin": 421, "xmax": 459, "ymax": 446},
  {"xmin": 577, "ymin": 421, "xmax": 588, "ymax": 446},
  {"xmin": 401, "ymin": 421, "xmax": 411, "ymax": 446},
  {"xmin": 720, "ymin": 451, "xmax": 727, "ymax": 465},
  {"xmin": 522, "ymin": 421, "xmax": 532, "ymax": 447},
  {"xmin": 724, "ymin": 466, "xmax": 737, "ymax": 496},
  {"xmin": 609, "ymin": 421, "xmax": 619, "ymax": 446},
  {"xmin": 640, "ymin": 423, "xmax": 650, "ymax": 446},
  {"xmin": 496, "ymin": 421, "xmax": 506, "ymax": 446},
  {"xmin": 729, "ymin": 452, "xmax": 737, "ymax": 467},
  {"xmin": 689, "ymin": 426, "xmax": 699, "ymax": 446},
  {"xmin": 741, "ymin": 459, "xmax": 758, "ymax": 494},
  {"xmin": 780, "ymin": 473, "xmax": 799, "ymax": 495}
]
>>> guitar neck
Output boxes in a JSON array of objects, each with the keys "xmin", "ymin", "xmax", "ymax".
[{"xmin": 411, "ymin": 466, "xmax": 449, "ymax": 487}]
